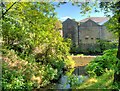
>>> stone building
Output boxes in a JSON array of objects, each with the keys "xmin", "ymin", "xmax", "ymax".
[
  {"xmin": 62, "ymin": 18, "xmax": 78, "ymax": 45},
  {"xmin": 62, "ymin": 17, "xmax": 115, "ymax": 51}
]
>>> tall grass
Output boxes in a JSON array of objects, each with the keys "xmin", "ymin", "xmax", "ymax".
[{"xmin": 78, "ymin": 70, "xmax": 114, "ymax": 89}]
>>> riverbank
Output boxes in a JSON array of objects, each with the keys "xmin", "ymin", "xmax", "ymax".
[{"xmin": 71, "ymin": 55, "xmax": 96, "ymax": 67}]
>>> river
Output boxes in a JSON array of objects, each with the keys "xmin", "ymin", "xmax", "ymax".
[
  {"xmin": 43, "ymin": 55, "xmax": 96, "ymax": 89},
  {"xmin": 55, "ymin": 68, "xmax": 89, "ymax": 89}
]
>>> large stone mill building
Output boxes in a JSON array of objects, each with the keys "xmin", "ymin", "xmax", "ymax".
[{"xmin": 62, "ymin": 17, "xmax": 115, "ymax": 51}]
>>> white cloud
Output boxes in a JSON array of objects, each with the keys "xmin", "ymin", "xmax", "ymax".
[{"xmin": 59, "ymin": 16, "xmax": 72, "ymax": 21}]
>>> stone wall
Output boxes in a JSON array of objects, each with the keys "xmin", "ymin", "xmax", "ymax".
[
  {"xmin": 62, "ymin": 18, "xmax": 116, "ymax": 52},
  {"xmin": 79, "ymin": 20, "xmax": 103, "ymax": 44},
  {"xmin": 62, "ymin": 18, "xmax": 78, "ymax": 45}
]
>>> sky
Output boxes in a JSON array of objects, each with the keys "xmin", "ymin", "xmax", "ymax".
[{"xmin": 54, "ymin": 2, "xmax": 111, "ymax": 22}]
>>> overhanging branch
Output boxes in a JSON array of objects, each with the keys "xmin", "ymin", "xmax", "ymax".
[{"xmin": 1, "ymin": 0, "xmax": 21, "ymax": 19}]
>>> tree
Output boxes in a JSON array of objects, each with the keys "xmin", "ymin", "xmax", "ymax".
[
  {"xmin": 103, "ymin": 2, "xmax": 120, "ymax": 84},
  {"xmin": 1, "ymin": 2, "xmax": 71, "ymax": 88},
  {"xmin": 1, "ymin": 1, "xmax": 120, "ymax": 88}
]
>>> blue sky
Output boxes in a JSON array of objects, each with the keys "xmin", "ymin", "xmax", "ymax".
[{"xmin": 54, "ymin": 2, "xmax": 111, "ymax": 21}]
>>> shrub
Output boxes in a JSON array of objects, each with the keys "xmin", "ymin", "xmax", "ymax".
[
  {"xmin": 1, "ymin": 48, "xmax": 58, "ymax": 89},
  {"xmin": 2, "ymin": 2, "xmax": 71, "ymax": 89},
  {"xmin": 70, "ymin": 39, "xmax": 117, "ymax": 55},
  {"xmin": 97, "ymin": 39, "xmax": 117, "ymax": 53},
  {"xmin": 64, "ymin": 56, "xmax": 75, "ymax": 69},
  {"xmin": 86, "ymin": 49, "xmax": 118, "ymax": 77},
  {"xmin": 66, "ymin": 75, "xmax": 87, "ymax": 88}
]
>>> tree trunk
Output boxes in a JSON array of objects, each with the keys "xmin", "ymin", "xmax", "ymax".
[
  {"xmin": 117, "ymin": 35, "xmax": 120, "ymax": 59},
  {"xmin": 114, "ymin": 34, "xmax": 120, "ymax": 84}
]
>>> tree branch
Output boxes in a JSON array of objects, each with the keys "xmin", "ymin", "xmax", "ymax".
[{"xmin": 1, "ymin": 0, "xmax": 21, "ymax": 19}]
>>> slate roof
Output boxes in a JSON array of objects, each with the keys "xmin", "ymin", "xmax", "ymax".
[
  {"xmin": 79, "ymin": 17, "xmax": 109, "ymax": 25},
  {"xmin": 62, "ymin": 18, "xmax": 78, "ymax": 24}
]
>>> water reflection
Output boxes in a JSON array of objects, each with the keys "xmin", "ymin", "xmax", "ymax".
[
  {"xmin": 57, "ymin": 75, "xmax": 70, "ymax": 89},
  {"xmin": 55, "ymin": 66, "xmax": 88, "ymax": 89},
  {"xmin": 73, "ymin": 66, "xmax": 87, "ymax": 75}
]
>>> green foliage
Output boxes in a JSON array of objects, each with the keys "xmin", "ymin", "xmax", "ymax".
[
  {"xmin": 67, "ymin": 75, "xmax": 81, "ymax": 88},
  {"xmin": 66, "ymin": 75, "xmax": 87, "ymax": 88},
  {"xmin": 97, "ymin": 39, "xmax": 117, "ymax": 53},
  {"xmin": 2, "ymin": 2, "xmax": 71, "ymax": 89},
  {"xmin": 69, "ymin": 42, "xmax": 77, "ymax": 54},
  {"xmin": 78, "ymin": 70, "xmax": 114, "ymax": 89},
  {"xmin": 86, "ymin": 49, "xmax": 118, "ymax": 77},
  {"xmin": 2, "ymin": 48, "xmax": 33, "ymax": 89},
  {"xmin": 2, "ymin": 3, "xmax": 55, "ymax": 54},
  {"xmin": 2, "ymin": 63, "xmax": 33, "ymax": 90},
  {"xmin": 1, "ymin": 48, "xmax": 59, "ymax": 89},
  {"xmin": 86, "ymin": 45, "xmax": 101, "ymax": 54},
  {"xmin": 105, "ymin": 9, "xmax": 120, "ymax": 35},
  {"xmin": 64, "ymin": 56, "xmax": 75, "ymax": 69},
  {"xmin": 70, "ymin": 40, "xmax": 117, "ymax": 55},
  {"xmin": 65, "ymin": 68, "xmax": 75, "ymax": 77}
]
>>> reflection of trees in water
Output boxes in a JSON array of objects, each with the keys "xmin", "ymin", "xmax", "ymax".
[{"xmin": 73, "ymin": 66, "xmax": 88, "ymax": 76}]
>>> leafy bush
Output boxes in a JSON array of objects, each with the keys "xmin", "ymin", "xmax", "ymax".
[
  {"xmin": 70, "ymin": 39, "xmax": 117, "ymax": 55},
  {"xmin": 64, "ymin": 56, "xmax": 75, "ymax": 69},
  {"xmin": 78, "ymin": 70, "xmax": 114, "ymax": 89},
  {"xmin": 2, "ymin": 2, "xmax": 71, "ymax": 89},
  {"xmin": 1, "ymin": 48, "xmax": 59, "ymax": 89},
  {"xmin": 97, "ymin": 39, "xmax": 117, "ymax": 53},
  {"xmin": 86, "ymin": 49, "xmax": 118, "ymax": 77},
  {"xmin": 66, "ymin": 75, "xmax": 87, "ymax": 88}
]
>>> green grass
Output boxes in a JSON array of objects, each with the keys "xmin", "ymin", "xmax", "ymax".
[{"xmin": 78, "ymin": 70, "xmax": 114, "ymax": 89}]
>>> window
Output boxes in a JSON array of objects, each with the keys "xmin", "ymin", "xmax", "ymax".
[
  {"xmin": 85, "ymin": 36, "xmax": 89, "ymax": 39},
  {"xmin": 91, "ymin": 38, "xmax": 94, "ymax": 40},
  {"xmin": 85, "ymin": 37, "xmax": 88, "ymax": 39}
]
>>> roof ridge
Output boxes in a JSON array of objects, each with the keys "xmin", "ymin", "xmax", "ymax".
[
  {"xmin": 62, "ymin": 18, "xmax": 78, "ymax": 23},
  {"xmin": 79, "ymin": 17, "xmax": 109, "ymax": 23}
]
